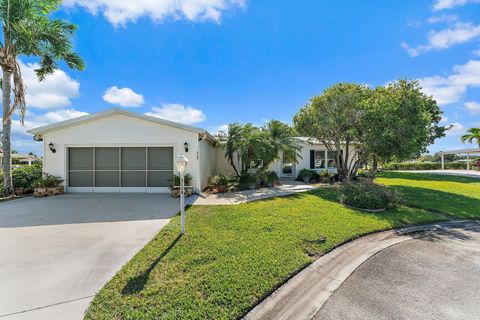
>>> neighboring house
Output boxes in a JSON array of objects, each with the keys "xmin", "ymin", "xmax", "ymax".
[
  {"xmin": 28, "ymin": 108, "xmax": 355, "ymax": 193},
  {"xmin": 0, "ymin": 151, "xmax": 39, "ymax": 166}
]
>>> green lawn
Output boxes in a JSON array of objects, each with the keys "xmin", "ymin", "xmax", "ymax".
[
  {"xmin": 85, "ymin": 187, "xmax": 444, "ymax": 320},
  {"xmin": 376, "ymin": 172, "xmax": 480, "ymax": 219}
]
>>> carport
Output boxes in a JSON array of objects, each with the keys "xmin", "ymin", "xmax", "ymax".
[{"xmin": 438, "ymin": 147, "xmax": 480, "ymax": 170}]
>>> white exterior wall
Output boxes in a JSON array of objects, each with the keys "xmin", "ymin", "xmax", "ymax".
[
  {"xmin": 42, "ymin": 114, "xmax": 200, "ymax": 192},
  {"xmin": 271, "ymin": 141, "xmax": 357, "ymax": 178},
  {"xmin": 198, "ymin": 139, "xmax": 216, "ymax": 190}
]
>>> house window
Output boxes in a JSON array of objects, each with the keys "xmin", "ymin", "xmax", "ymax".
[
  {"xmin": 327, "ymin": 151, "xmax": 338, "ymax": 168},
  {"xmin": 314, "ymin": 151, "xmax": 326, "ymax": 169}
]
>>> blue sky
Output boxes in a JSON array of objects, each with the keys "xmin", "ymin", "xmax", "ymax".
[{"xmin": 14, "ymin": 0, "xmax": 480, "ymax": 155}]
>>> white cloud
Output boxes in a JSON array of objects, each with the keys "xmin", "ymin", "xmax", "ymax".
[
  {"xmin": 102, "ymin": 86, "xmax": 144, "ymax": 107},
  {"xmin": 20, "ymin": 61, "xmax": 80, "ymax": 109},
  {"xmin": 440, "ymin": 116, "xmax": 449, "ymax": 123},
  {"xmin": 426, "ymin": 14, "xmax": 458, "ymax": 24},
  {"xmin": 402, "ymin": 22, "xmax": 480, "ymax": 57},
  {"xmin": 465, "ymin": 101, "xmax": 480, "ymax": 114},
  {"xmin": 446, "ymin": 122, "xmax": 465, "ymax": 135},
  {"xmin": 12, "ymin": 109, "xmax": 89, "ymax": 137},
  {"xmin": 63, "ymin": 0, "xmax": 245, "ymax": 26},
  {"xmin": 145, "ymin": 103, "xmax": 206, "ymax": 125},
  {"xmin": 210, "ymin": 124, "xmax": 229, "ymax": 134},
  {"xmin": 433, "ymin": 0, "xmax": 480, "ymax": 10},
  {"xmin": 419, "ymin": 59, "xmax": 480, "ymax": 105}
]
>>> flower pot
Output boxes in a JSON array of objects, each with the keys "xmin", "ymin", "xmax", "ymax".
[
  {"xmin": 170, "ymin": 186, "xmax": 193, "ymax": 198},
  {"xmin": 303, "ymin": 177, "xmax": 311, "ymax": 183},
  {"xmin": 34, "ymin": 187, "xmax": 47, "ymax": 197},
  {"xmin": 216, "ymin": 185, "xmax": 227, "ymax": 193},
  {"xmin": 248, "ymin": 183, "xmax": 256, "ymax": 190},
  {"xmin": 14, "ymin": 188, "xmax": 24, "ymax": 196},
  {"xmin": 265, "ymin": 182, "xmax": 274, "ymax": 188}
]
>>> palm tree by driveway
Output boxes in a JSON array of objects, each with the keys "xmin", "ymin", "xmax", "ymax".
[
  {"xmin": 0, "ymin": 0, "xmax": 84, "ymax": 195},
  {"xmin": 461, "ymin": 128, "xmax": 480, "ymax": 148}
]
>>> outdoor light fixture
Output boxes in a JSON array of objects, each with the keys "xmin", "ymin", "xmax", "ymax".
[
  {"xmin": 184, "ymin": 142, "xmax": 189, "ymax": 153},
  {"xmin": 48, "ymin": 142, "xmax": 56, "ymax": 153},
  {"xmin": 175, "ymin": 154, "xmax": 189, "ymax": 234}
]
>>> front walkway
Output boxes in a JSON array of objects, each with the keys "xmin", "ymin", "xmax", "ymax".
[
  {"xmin": 400, "ymin": 170, "xmax": 480, "ymax": 178},
  {"xmin": 187, "ymin": 180, "xmax": 316, "ymax": 205}
]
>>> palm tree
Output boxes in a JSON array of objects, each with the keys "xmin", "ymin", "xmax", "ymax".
[
  {"xmin": 222, "ymin": 123, "xmax": 243, "ymax": 176},
  {"xmin": 461, "ymin": 128, "xmax": 480, "ymax": 148},
  {"xmin": 262, "ymin": 120, "xmax": 302, "ymax": 169},
  {"xmin": 0, "ymin": 0, "xmax": 84, "ymax": 195}
]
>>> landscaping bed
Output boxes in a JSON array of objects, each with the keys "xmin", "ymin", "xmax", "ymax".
[{"xmin": 85, "ymin": 187, "xmax": 444, "ymax": 320}]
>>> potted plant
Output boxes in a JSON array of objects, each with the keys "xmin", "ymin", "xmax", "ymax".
[
  {"xmin": 262, "ymin": 171, "xmax": 278, "ymax": 187},
  {"xmin": 169, "ymin": 173, "xmax": 193, "ymax": 198},
  {"xmin": 208, "ymin": 172, "xmax": 230, "ymax": 193},
  {"xmin": 239, "ymin": 172, "xmax": 257, "ymax": 190},
  {"xmin": 297, "ymin": 169, "xmax": 319, "ymax": 183},
  {"xmin": 33, "ymin": 174, "xmax": 64, "ymax": 197}
]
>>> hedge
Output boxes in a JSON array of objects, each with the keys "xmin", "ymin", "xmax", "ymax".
[{"xmin": 381, "ymin": 161, "xmax": 476, "ymax": 171}]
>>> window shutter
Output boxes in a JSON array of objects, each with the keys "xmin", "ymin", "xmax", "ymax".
[{"xmin": 310, "ymin": 150, "xmax": 315, "ymax": 169}]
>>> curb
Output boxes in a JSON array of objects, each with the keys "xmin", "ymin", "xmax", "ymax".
[{"xmin": 243, "ymin": 220, "xmax": 479, "ymax": 320}]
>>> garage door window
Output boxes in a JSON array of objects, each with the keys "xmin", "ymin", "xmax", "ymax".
[{"xmin": 68, "ymin": 147, "xmax": 174, "ymax": 189}]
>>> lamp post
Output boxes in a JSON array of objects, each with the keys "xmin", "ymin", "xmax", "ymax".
[{"xmin": 175, "ymin": 154, "xmax": 189, "ymax": 234}]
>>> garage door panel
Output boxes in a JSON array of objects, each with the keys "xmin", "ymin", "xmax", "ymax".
[
  {"xmin": 69, "ymin": 171, "xmax": 94, "ymax": 187},
  {"xmin": 122, "ymin": 148, "xmax": 146, "ymax": 170},
  {"xmin": 121, "ymin": 171, "xmax": 146, "ymax": 187},
  {"xmin": 95, "ymin": 148, "xmax": 119, "ymax": 170},
  {"xmin": 148, "ymin": 147, "xmax": 173, "ymax": 170},
  {"xmin": 95, "ymin": 171, "xmax": 120, "ymax": 187},
  {"xmin": 147, "ymin": 171, "xmax": 173, "ymax": 187},
  {"xmin": 69, "ymin": 148, "xmax": 93, "ymax": 170}
]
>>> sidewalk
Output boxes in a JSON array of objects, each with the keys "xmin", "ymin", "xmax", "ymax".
[
  {"xmin": 400, "ymin": 170, "xmax": 480, "ymax": 179},
  {"xmin": 187, "ymin": 180, "xmax": 316, "ymax": 205}
]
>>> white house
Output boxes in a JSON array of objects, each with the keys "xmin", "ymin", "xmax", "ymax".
[{"xmin": 29, "ymin": 108, "xmax": 355, "ymax": 193}]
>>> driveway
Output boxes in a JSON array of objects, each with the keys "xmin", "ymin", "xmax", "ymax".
[
  {"xmin": 0, "ymin": 193, "xmax": 178, "ymax": 320},
  {"xmin": 315, "ymin": 225, "xmax": 480, "ymax": 320}
]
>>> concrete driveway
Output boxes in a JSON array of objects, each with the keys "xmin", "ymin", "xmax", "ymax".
[
  {"xmin": 315, "ymin": 225, "xmax": 480, "ymax": 320},
  {"xmin": 0, "ymin": 193, "xmax": 178, "ymax": 320}
]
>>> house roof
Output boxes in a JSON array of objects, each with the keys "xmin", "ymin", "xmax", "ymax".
[
  {"xmin": 28, "ymin": 108, "xmax": 215, "ymax": 141},
  {"xmin": 437, "ymin": 148, "xmax": 480, "ymax": 155}
]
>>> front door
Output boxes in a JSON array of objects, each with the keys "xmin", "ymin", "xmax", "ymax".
[{"xmin": 281, "ymin": 154, "xmax": 295, "ymax": 177}]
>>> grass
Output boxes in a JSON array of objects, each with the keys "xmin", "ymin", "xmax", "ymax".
[
  {"xmin": 376, "ymin": 172, "xmax": 480, "ymax": 219},
  {"xmin": 85, "ymin": 187, "xmax": 444, "ymax": 320}
]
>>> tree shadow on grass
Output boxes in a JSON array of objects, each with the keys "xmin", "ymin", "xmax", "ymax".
[
  {"xmin": 389, "ymin": 185, "xmax": 480, "ymax": 219},
  {"xmin": 122, "ymin": 234, "xmax": 183, "ymax": 295},
  {"xmin": 377, "ymin": 172, "xmax": 480, "ymax": 184}
]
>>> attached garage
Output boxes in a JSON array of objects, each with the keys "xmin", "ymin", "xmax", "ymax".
[
  {"xmin": 28, "ymin": 108, "xmax": 217, "ymax": 193},
  {"xmin": 68, "ymin": 147, "xmax": 174, "ymax": 192}
]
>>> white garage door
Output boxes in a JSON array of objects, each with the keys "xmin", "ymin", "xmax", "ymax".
[{"xmin": 67, "ymin": 147, "xmax": 174, "ymax": 193}]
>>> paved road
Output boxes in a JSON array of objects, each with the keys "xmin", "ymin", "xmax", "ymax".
[
  {"xmin": 0, "ymin": 193, "xmax": 178, "ymax": 320},
  {"xmin": 315, "ymin": 225, "xmax": 480, "ymax": 320}
]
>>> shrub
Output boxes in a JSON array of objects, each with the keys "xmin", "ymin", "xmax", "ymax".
[
  {"xmin": 356, "ymin": 169, "xmax": 376, "ymax": 180},
  {"xmin": 318, "ymin": 169, "xmax": 334, "ymax": 183},
  {"xmin": 169, "ymin": 174, "xmax": 193, "ymax": 187},
  {"xmin": 33, "ymin": 174, "xmax": 64, "ymax": 188},
  {"xmin": 381, "ymin": 161, "xmax": 470, "ymax": 171},
  {"xmin": 209, "ymin": 172, "xmax": 231, "ymax": 186},
  {"xmin": 10, "ymin": 164, "xmax": 43, "ymax": 193},
  {"xmin": 338, "ymin": 180, "xmax": 399, "ymax": 210},
  {"xmin": 259, "ymin": 171, "xmax": 278, "ymax": 187},
  {"xmin": 296, "ymin": 169, "xmax": 320, "ymax": 183}
]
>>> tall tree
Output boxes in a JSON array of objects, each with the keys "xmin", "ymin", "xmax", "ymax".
[
  {"xmin": 362, "ymin": 80, "xmax": 446, "ymax": 169},
  {"xmin": 293, "ymin": 83, "xmax": 370, "ymax": 181},
  {"xmin": 0, "ymin": 0, "xmax": 84, "ymax": 195},
  {"xmin": 293, "ymin": 81, "xmax": 446, "ymax": 180},
  {"xmin": 461, "ymin": 128, "xmax": 480, "ymax": 147}
]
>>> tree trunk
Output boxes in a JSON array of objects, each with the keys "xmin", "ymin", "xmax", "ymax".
[
  {"xmin": 2, "ymin": 68, "xmax": 13, "ymax": 196},
  {"xmin": 372, "ymin": 156, "xmax": 378, "ymax": 172}
]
